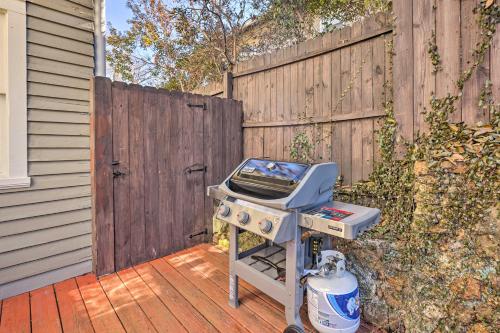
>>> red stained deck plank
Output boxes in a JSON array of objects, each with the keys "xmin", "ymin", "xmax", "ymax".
[
  {"xmin": 75, "ymin": 274, "xmax": 125, "ymax": 333},
  {"xmin": 0, "ymin": 243, "xmax": 381, "ymax": 333},
  {"xmin": 30, "ymin": 285, "xmax": 62, "ymax": 333},
  {"xmin": 117, "ymin": 268, "xmax": 187, "ymax": 333},
  {"xmin": 134, "ymin": 262, "xmax": 218, "ymax": 333},
  {"xmin": 165, "ymin": 248, "xmax": 278, "ymax": 332},
  {"xmin": 98, "ymin": 273, "xmax": 157, "ymax": 333},
  {"xmin": 0, "ymin": 293, "xmax": 30, "ymax": 333},
  {"xmin": 196, "ymin": 243, "xmax": 315, "ymax": 332},
  {"xmin": 150, "ymin": 257, "xmax": 250, "ymax": 333},
  {"xmin": 198, "ymin": 243, "xmax": 285, "ymax": 310},
  {"xmin": 175, "ymin": 247, "xmax": 291, "ymax": 331},
  {"xmin": 54, "ymin": 278, "xmax": 94, "ymax": 333}
]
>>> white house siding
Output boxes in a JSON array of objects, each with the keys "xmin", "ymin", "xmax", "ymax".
[{"xmin": 0, "ymin": 0, "xmax": 94, "ymax": 299}]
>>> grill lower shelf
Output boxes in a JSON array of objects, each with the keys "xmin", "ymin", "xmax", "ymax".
[{"xmin": 240, "ymin": 245, "xmax": 286, "ymax": 280}]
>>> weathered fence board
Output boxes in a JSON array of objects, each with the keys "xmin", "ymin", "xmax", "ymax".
[
  {"xmin": 92, "ymin": 78, "xmax": 243, "ymax": 275},
  {"xmin": 197, "ymin": 2, "xmax": 498, "ymax": 184},
  {"xmin": 217, "ymin": 13, "xmax": 392, "ymax": 185}
]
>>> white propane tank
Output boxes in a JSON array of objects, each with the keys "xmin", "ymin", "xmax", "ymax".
[{"xmin": 306, "ymin": 251, "xmax": 360, "ymax": 333}]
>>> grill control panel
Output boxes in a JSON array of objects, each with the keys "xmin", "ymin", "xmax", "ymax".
[
  {"xmin": 216, "ymin": 198, "xmax": 296, "ymax": 243},
  {"xmin": 299, "ymin": 201, "xmax": 380, "ymax": 239}
]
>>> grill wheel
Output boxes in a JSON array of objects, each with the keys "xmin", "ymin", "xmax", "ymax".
[{"xmin": 283, "ymin": 325, "xmax": 305, "ymax": 333}]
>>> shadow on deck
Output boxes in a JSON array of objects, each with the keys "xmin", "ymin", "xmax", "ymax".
[{"xmin": 0, "ymin": 243, "xmax": 383, "ymax": 333}]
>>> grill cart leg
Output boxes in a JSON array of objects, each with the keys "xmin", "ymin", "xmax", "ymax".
[
  {"xmin": 285, "ymin": 213, "xmax": 304, "ymax": 330},
  {"xmin": 228, "ymin": 224, "xmax": 239, "ymax": 308}
]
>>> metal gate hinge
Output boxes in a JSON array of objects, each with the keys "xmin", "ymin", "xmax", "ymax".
[
  {"xmin": 187, "ymin": 102, "xmax": 207, "ymax": 110},
  {"xmin": 184, "ymin": 164, "xmax": 207, "ymax": 174},
  {"xmin": 188, "ymin": 228, "xmax": 208, "ymax": 239}
]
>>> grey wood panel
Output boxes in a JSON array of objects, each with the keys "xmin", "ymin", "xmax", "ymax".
[
  {"xmin": 0, "ymin": 0, "xmax": 94, "ymax": 300},
  {"xmin": 27, "ymin": 43, "xmax": 94, "ymax": 68},
  {"xmin": 0, "ymin": 174, "xmax": 90, "ymax": 194},
  {"xmin": 28, "ymin": 56, "xmax": 93, "ymax": 79},
  {"xmin": 29, "ymin": 148, "xmax": 90, "ymax": 161},
  {"xmin": 28, "ymin": 70, "xmax": 91, "ymax": 89},
  {"xmin": 27, "ymin": 3, "xmax": 93, "ymax": 31},
  {"xmin": 28, "ymin": 96, "xmax": 89, "ymax": 112},
  {"xmin": 27, "ymin": 16, "xmax": 93, "ymax": 43},
  {"xmin": 28, "ymin": 134, "xmax": 90, "ymax": 148},
  {"xmin": 27, "ymin": 0, "xmax": 94, "ymax": 21},
  {"xmin": 0, "ymin": 261, "xmax": 92, "ymax": 300},
  {"xmin": 0, "ymin": 234, "xmax": 91, "ymax": 269},
  {"xmin": 0, "ymin": 247, "xmax": 92, "ymax": 285},
  {"xmin": 28, "ymin": 82, "xmax": 90, "ymax": 101},
  {"xmin": 0, "ymin": 221, "xmax": 91, "ymax": 254},
  {"xmin": 28, "ymin": 30, "xmax": 93, "ymax": 56},
  {"xmin": 0, "ymin": 185, "xmax": 90, "ymax": 208},
  {"xmin": 28, "ymin": 122, "xmax": 90, "ymax": 136},
  {"xmin": 0, "ymin": 209, "xmax": 91, "ymax": 237},
  {"xmin": 0, "ymin": 197, "xmax": 91, "ymax": 222},
  {"xmin": 29, "ymin": 159, "xmax": 90, "ymax": 176},
  {"xmin": 28, "ymin": 110, "xmax": 90, "ymax": 124}
]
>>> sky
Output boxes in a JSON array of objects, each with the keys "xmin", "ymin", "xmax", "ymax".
[{"xmin": 106, "ymin": 0, "xmax": 132, "ymax": 32}]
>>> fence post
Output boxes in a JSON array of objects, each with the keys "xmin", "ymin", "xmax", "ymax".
[
  {"xmin": 223, "ymin": 71, "xmax": 233, "ymax": 99},
  {"xmin": 91, "ymin": 77, "xmax": 115, "ymax": 276}
]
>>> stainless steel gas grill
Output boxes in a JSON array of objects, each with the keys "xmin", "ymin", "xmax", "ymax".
[{"xmin": 207, "ymin": 158, "xmax": 380, "ymax": 333}]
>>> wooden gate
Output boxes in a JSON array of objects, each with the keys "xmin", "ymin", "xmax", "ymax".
[{"xmin": 91, "ymin": 77, "xmax": 243, "ymax": 275}]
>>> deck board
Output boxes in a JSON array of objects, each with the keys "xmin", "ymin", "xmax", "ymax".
[
  {"xmin": 54, "ymin": 278, "xmax": 94, "ymax": 333},
  {"xmin": 0, "ymin": 293, "xmax": 30, "ymax": 333},
  {"xmin": 30, "ymin": 285, "xmax": 62, "ymax": 333},
  {"xmin": 99, "ymin": 273, "xmax": 157, "ymax": 333},
  {"xmin": 150, "ymin": 258, "xmax": 248, "ymax": 333},
  {"xmin": 165, "ymin": 248, "xmax": 279, "ymax": 332},
  {"xmin": 134, "ymin": 262, "xmax": 218, "ymax": 333},
  {"xmin": 117, "ymin": 267, "xmax": 187, "ymax": 333},
  {"xmin": 0, "ymin": 243, "xmax": 383, "ymax": 333},
  {"xmin": 75, "ymin": 274, "xmax": 125, "ymax": 333}
]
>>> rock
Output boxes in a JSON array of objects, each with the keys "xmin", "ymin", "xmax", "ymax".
[
  {"xmin": 452, "ymin": 303, "xmax": 474, "ymax": 324},
  {"xmin": 476, "ymin": 235, "xmax": 498, "ymax": 259},
  {"xmin": 386, "ymin": 276, "xmax": 405, "ymax": 292},
  {"xmin": 449, "ymin": 276, "xmax": 481, "ymax": 300},
  {"xmin": 467, "ymin": 323, "xmax": 489, "ymax": 333},
  {"xmin": 463, "ymin": 277, "xmax": 482, "ymax": 300},
  {"xmin": 475, "ymin": 303, "xmax": 493, "ymax": 321},
  {"xmin": 440, "ymin": 160, "xmax": 454, "ymax": 169},
  {"xmin": 423, "ymin": 304, "xmax": 444, "ymax": 320},
  {"xmin": 415, "ymin": 160, "xmax": 429, "ymax": 175},
  {"xmin": 452, "ymin": 162, "xmax": 467, "ymax": 174}
]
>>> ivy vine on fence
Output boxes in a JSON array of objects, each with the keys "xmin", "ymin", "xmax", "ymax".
[{"xmin": 289, "ymin": 0, "xmax": 499, "ymax": 331}]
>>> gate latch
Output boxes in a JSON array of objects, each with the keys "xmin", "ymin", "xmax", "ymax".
[
  {"xmin": 113, "ymin": 170, "xmax": 126, "ymax": 178},
  {"xmin": 184, "ymin": 163, "xmax": 207, "ymax": 174},
  {"xmin": 187, "ymin": 102, "xmax": 207, "ymax": 110},
  {"xmin": 188, "ymin": 228, "xmax": 208, "ymax": 239}
]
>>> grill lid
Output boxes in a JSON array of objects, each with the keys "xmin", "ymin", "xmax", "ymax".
[{"xmin": 227, "ymin": 159, "xmax": 311, "ymax": 199}]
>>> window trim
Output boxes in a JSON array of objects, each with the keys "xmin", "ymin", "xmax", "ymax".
[{"xmin": 0, "ymin": 0, "xmax": 29, "ymax": 190}]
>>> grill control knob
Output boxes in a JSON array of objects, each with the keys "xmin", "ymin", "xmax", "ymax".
[
  {"xmin": 237, "ymin": 211, "xmax": 250, "ymax": 225},
  {"xmin": 219, "ymin": 205, "xmax": 231, "ymax": 217},
  {"xmin": 258, "ymin": 219, "xmax": 273, "ymax": 234}
]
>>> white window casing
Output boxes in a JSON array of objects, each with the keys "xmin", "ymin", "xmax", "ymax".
[{"xmin": 0, "ymin": 0, "xmax": 29, "ymax": 189}]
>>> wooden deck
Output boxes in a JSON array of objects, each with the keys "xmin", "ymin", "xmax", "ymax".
[{"xmin": 0, "ymin": 243, "xmax": 381, "ymax": 333}]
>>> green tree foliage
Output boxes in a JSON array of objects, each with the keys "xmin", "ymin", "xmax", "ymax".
[
  {"xmin": 107, "ymin": 0, "xmax": 268, "ymax": 90},
  {"xmin": 262, "ymin": 0, "xmax": 391, "ymax": 45},
  {"xmin": 107, "ymin": 0, "xmax": 389, "ymax": 89}
]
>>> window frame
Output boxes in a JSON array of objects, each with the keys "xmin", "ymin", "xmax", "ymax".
[{"xmin": 0, "ymin": 0, "xmax": 29, "ymax": 190}]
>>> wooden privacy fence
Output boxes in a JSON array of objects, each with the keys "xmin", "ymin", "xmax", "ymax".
[
  {"xmin": 200, "ymin": 13, "xmax": 393, "ymax": 185},
  {"xmin": 91, "ymin": 77, "xmax": 243, "ymax": 276},
  {"xmin": 198, "ymin": 1, "xmax": 500, "ymax": 185}
]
